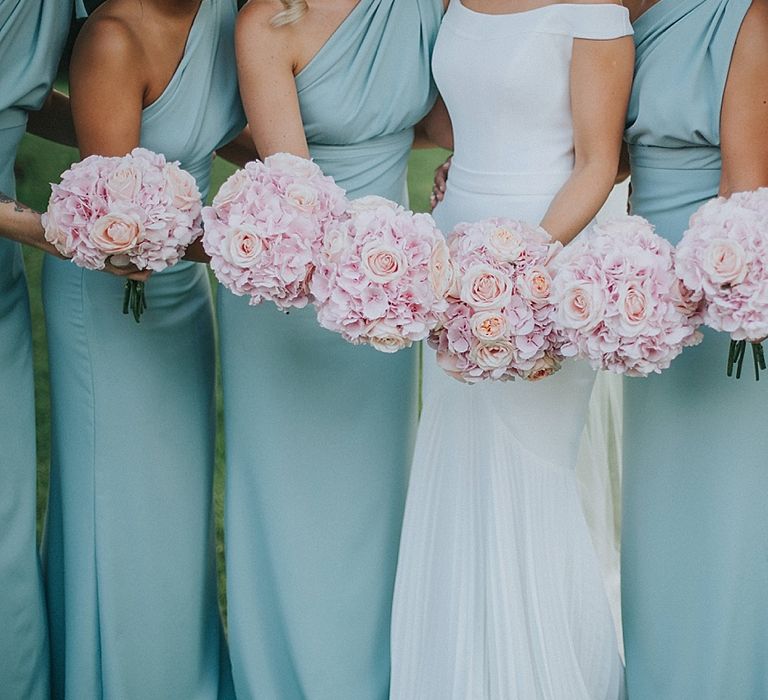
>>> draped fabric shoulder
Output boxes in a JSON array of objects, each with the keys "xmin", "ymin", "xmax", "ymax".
[
  {"xmin": 141, "ymin": 0, "xmax": 245, "ymax": 199},
  {"xmin": 627, "ymin": 0, "xmax": 752, "ymax": 156},
  {"xmin": 622, "ymin": 1, "xmax": 768, "ymax": 698},
  {"xmin": 295, "ymin": 0, "xmax": 442, "ymax": 201},
  {"xmin": 0, "ymin": 0, "xmax": 71, "ymax": 129}
]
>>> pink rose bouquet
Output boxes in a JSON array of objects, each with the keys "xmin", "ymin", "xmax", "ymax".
[
  {"xmin": 43, "ymin": 147, "xmax": 203, "ymax": 322},
  {"xmin": 202, "ymin": 153, "xmax": 348, "ymax": 310},
  {"xmin": 429, "ymin": 218, "xmax": 563, "ymax": 382},
  {"xmin": 310, "ymin": 196, "xmax": 451, "ymax": 352},
  {"xmin": 676, "ymin": 189, "xmax": 768, "ymax": 379},
  {"xmin": 552, "ymin": 216, "xmax": 702, "ymax": 377}
]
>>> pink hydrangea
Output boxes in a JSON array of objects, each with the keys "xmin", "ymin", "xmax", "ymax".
[
  {"xmin": 42, "ymin": 147, "xmax": 202, "ymax": 272},
  {"xmin": 676, "ymin": 189, "xmax": 768, "ymax": 377},
  {"xmin": 310, "ymin": 196, "xmax": 451, "ymax": 352},
  {"xmin": 429, "ymin": 218, "xmax": 563, "ymax": 382},
  {"xmin": 202, "ymin": 153, "xmax": 348, "ymax": 310},
  {"xmin": 552, "ymin": 216, "xmax": 702, "ymax": 377}
]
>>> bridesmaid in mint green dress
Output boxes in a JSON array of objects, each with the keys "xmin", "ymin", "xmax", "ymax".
[
  {"xmin": 622, "ymin": 1, "xmax": 768, "ymax": 697},
  {"xmin": 0, "ymin": 2, "xmax": 71, "ymax": 697},
  {"xmin": 220, "ymin": 1, "xmax": 443, "ymax": 696},
  {"xmin": 42, "ymin": 0, "xmax": 244, "ymax": 697}
]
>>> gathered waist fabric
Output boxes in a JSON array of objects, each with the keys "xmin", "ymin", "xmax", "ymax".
[
  {"xmin": 308, "ymin": 129, "xmax": 414, "ymax": 202},
  {"xmin": 447, "ymin": 162, "xmax": 571, "ymax": 197},
  {"xmin": 629, "ymin": 143, "xmax": 722, "ymax": 172}
]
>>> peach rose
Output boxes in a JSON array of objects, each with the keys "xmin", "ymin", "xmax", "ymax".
[
  {"xmin": 617, "ymin": 285, "xmax": 649, "ymax": 336},
  {"xmin": 470, "ymin": 311, "xmax": 508, "ymax": 341},
  {"xmin": 488, "ymin": 225, "xmax": 525, "ymax": 262},
  {"xmin": 460, "ymin": 264, "xmax": 512, "ymax": 310},
  {"xmin": 469, "ymin": 340, "xmax": 516, "ymax": 371},
  {"xmin": 428, "ymin": 239, "xmax": 453, "ymax": 298},
  {"xmin": 91, "ymin": 209, "xmax": 143, "ymax": 255},
  {"xmin": 285, "ymin": 183, "xmax": 319, "ymax": 212},
  {"xmin": 520, "ymin": 265, "xmax": 552, "ymax": 301},
  {"xmin": 525, "ymin": 354, "xmax": 561, "ymax": 382},
  {"xmin": 367, "ymin": 321, "xmax": 410, "ymax": 353},
  {"xmin": 361, "ymin": 242, "xmax": 407, "ymax": 283}
]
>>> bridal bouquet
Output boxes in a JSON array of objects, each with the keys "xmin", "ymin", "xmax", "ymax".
[
  {"xmin": 311, "ymin": 196, "xmax": 451, "ymax": 352},
  {"xmin": 43, "ymin": 147, "xmax": 203, "ymax": 322},
  {"xmin": 429, "ymin": 218, "xmax": 563, "ymax": 382},
  {"xmin": 676, "ymin": 189, "xmax": 768, "ymax": 379},
  {"xmin": 552, "ymin": 216, "xmax": 702, "ymax": 377},
  {"xmin": 202, "ymin": 153, "xmax": 347, "ymax": 310}
]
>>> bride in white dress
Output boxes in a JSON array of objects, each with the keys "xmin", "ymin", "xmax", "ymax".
[{"xmin": 391, "ymin": 2, "xmax": 634, "ymax": 698}]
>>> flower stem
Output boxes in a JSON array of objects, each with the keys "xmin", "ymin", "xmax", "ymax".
[{"xmin": 122, "ymin": 280, "xmax": 147, "ymax": 323}]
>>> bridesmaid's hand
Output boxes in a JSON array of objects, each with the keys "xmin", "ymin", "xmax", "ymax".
[{"xmin": 430, "ymin": 156, "xmax": 452, "ymax": 211}]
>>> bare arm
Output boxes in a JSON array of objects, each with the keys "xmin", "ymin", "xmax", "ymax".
[
  {"xmin": 539, "ymin": 33, "xmax": 634, "ymax": 244},
  {"xmin": 414, "ymin": 96, "xmax": 454, "ymax": 150},
  {"xmin": 26, "ymin": 90, "xmax": 77, "ymax": 149},
  {"xmin": 216, "ymin": 125, "xmax": 260, "ymax": 168},
  {"xmin": 235, "ymin": 2, "xmax": 309, "ymax": 158},
  {"xmin": 0, "ymin": 193, "xmax": 60, "ymax": 254},
  {"xmin": 720, "ymin": 0, "xmax": 768, "ymax": 196},
  {"xmin": 69, "ymin": 16, "xmax": 145, "ymax": 157}
]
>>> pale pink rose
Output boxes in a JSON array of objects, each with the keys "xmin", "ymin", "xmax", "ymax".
[
  {"xmin": 165, "ymin": 163, "xmax": 201, "ymax": 212},
  {"xmin": 470, "ymin": 340, "xmax": 517, "ymax": 371},
  {"xmin": 470, "ymin": 311, "xmax": 508, "ymax": 341},
  {"xmin": 284, "ymin": 183, "xmax": 319, "ymax": 212},
  {"xmin": 361, "ymin": 242, "xmax": 408, "ymax": 284},
  {"xmin": 224, "ymin": 226, "xmax": 265, "ymax": 267},
  {"xmin": 617, "ymin": 285, "xmax": 649, "ymax": 336},
  {"xmin": 90, "ymin": 208, "xmax": 143, "ymax": 254},
  {"xmin": 487, "ymin": 224, "xmax": 525, "ymax": 262},
  {"xmin": 557, "ymin": 282, "xmax": 603, "ymax": 331},
  {"xmin": 461, "ymin": 264, "xmax": 512, "ymax": 310},
  {"xmin": 347, "ymin": 195, "xmax": 402, "ymax": 214},
  {"xmin": 105, "ymin": 164, "xmax": 142, "ymax": 202},
  {"xmin": 213, "ymin": 168, "xmax": 251, "ymax": 208},
  {"xmin": 265, "ymin": 152, "xmax": 321, "ymax": 179},
  {"xmin": 320, "ymin": 224, "xmax": 350, "ymax": 263},
  {"xmin": 428, "ymin": 238, "xmax": 453, "ymax": 298},
  {"xmin": 702, "ymin": 238, "xmax": 748, "ymax": 286}
]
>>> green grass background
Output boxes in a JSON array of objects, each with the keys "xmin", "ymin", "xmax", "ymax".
[{"xmin": 16, "ymin": 135, "xmax": 449, "ymax": 613}]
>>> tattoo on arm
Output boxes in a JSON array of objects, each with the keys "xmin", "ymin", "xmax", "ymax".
[{"xmin": 0, "ymin": 191, "xmax": 29, "ymax": 213}]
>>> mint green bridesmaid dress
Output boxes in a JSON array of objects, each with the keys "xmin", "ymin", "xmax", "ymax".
[
  {"xmin": 621, "ymin": 1, "xmax": 767, "ymax": 697},
  {"xmin": 218, "ymin": 1, "xmax": 442, "ymax": 697},
  {"xmin": 41, "ymin": 1, "xmax": 244, "ymax": 697},
  {"xmin": 0, "ymin": 2, "xmax": 71, "ymax": 698}
]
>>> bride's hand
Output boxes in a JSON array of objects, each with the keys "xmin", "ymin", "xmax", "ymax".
[{"xmin": 430, "ymin": 156, "xmax": 452, "ymax": 211}]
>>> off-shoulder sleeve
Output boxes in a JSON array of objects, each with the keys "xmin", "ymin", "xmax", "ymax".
[{"xmin": 561, "ymin": 4, "xmax": 634, "ymax": 40}]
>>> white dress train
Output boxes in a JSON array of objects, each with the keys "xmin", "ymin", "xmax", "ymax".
[{"xmin": 390, "ymin": 3, "xmax": 632, "ymax": 698}]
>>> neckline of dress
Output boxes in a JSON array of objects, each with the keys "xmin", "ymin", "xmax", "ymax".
[
  {"xmin": 455, "ymin": 1, "xmax": 624, "ymax": 17},
  {"xmin": 143, "ymin": 0, "xmax": 208, "ymax": 115},
  {"xmin": 295, "ymin": 0, "xmax": 370, "ymax": 80}
]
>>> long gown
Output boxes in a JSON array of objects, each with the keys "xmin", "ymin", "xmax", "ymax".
[
  {"xmin": 621, "ymin": 1, "xmax": 768, "ymax": 697},
  {"xmin": 0, "ymin": 3, "xmax": 71, "ymax": 698},
  {"xmin": 218, "ymin": 1, "xmax": 443, "ymax": 697},
  {"xmin": 41, "ymin": 1, "xmax": 244, "ymax": 697},
  {"xmin": 390, "ymin": 3, "xmax": 632, "ymax": 698}
]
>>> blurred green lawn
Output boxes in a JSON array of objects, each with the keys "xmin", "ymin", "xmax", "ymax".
[{"xmin": 16, "ymin": 134, "xmax": 449, "ymax": 614}]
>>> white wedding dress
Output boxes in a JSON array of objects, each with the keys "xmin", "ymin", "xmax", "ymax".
[{"xmin": 390, "ymin": 3, "xmax": 632, "ymax": 698}]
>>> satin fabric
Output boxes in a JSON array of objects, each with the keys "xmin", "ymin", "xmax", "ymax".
[
  {"xmin": 621, "ymin": 1, "xmax": 768, "ymax": 698},
  {"xmin": 218, "ymin": 1, "xmax": 442, "ymax": 698},
  {"xmin": 390, "ymin": 4, "xmax": 631, "ymax": 698},
  {"xmin": 0, "ymin": 2, "xmax": 71, "ymax": 697},
  {"xmin": 41, "ymin": 1, "xmax": 244, "ymax": 697}
]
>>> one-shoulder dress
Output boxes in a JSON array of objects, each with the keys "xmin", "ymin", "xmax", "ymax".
[
  {"xmin": 41, "ymin": 1, "xmax": 245, "ymax": 697},
  {"xmin": 622, "ymin": 1, "xmax": 768, "ymax": 698},
  {"xmin": 217, "ymin": 1, "xmax": 443, "ymax": 697}
]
